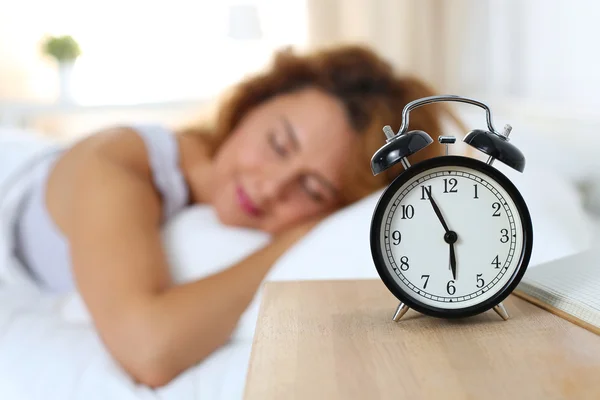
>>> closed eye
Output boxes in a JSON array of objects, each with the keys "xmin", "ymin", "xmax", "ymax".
[
  {"xmin": 305, "ymin": 188, "xmax": 325, "ymax": 203},
  {"xmin": 301, "ymin": 176, "xmax": 326, "ymax": 203},
  {"xmin": 268, "ymin": 132, "xmax": 288, "ymax": 157}
]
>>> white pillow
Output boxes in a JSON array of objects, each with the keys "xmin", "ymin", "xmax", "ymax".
[
  {"xmin": 492, "ymin": 162, "xmax": 592, "ymax": 266},
  {"xmin": 162, "ymin": 206, "xmax": 271, "ymax": 284},
  {"xmin": 267, "ymin": 190, "xmax": 384, "ymax": 282}
]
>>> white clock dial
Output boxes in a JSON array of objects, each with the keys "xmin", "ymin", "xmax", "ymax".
[{"xmin": 377, "ymin": 165, "xmax": 525, "ymax": 310}]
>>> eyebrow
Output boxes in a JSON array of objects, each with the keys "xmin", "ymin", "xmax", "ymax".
[{"xmin": 280, "ymin": 115, "xmax": 340, "ymax": 200}]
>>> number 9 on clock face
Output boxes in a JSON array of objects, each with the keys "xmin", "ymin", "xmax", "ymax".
[{"xmin": 370, "ymin": 156, "xmax": 533, "ymax": 318}]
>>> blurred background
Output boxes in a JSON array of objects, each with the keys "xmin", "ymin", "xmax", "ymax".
[
  {"xmin": 0, "ymin": 0, "xmax": 598, "ymax": 192},
  {"xmin": 0, "ymin": 0, "xmax": 596, "ymax": 132}
]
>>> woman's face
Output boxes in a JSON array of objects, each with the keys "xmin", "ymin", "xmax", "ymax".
[{"xmin": 208, "ymin": 87, "xmax": 360, "ymax": 233}]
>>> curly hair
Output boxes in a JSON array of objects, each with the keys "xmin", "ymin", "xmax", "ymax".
[{"xmin": 179, "ymin": 44, "xmax": 464, "ymax": 205}]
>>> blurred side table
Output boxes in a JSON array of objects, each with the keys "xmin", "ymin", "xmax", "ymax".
[{"xmin": 244, "ymin": 279, "xmax": 600, "ymax": 400}]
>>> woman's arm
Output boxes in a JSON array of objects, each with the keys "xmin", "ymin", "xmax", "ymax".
[{"xmin": 51, "ymin": 132, "xmax": 312, "ymax": 388}]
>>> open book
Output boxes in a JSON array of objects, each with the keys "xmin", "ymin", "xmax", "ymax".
[{"xmin": 514, "ymin": 247, "xmax": 600, "ymax": 334}]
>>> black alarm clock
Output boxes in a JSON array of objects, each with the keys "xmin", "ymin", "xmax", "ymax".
[{"xmin": 370, "ymin": 95, "xmax": 533, "ymax": 322}]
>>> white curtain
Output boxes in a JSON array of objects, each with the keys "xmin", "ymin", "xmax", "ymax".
[
  {"xmin": 305, "ymin": 0, "xmax": 447, "ymax": 88},
  {"xmin": 305, "ymin": 0, "xmax": 600, "ymax": 117}
]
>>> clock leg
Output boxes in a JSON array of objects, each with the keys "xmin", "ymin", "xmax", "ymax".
[
  {"xmin": 392, "ymin": 302, "xmax": 410, "ymax": 322},
  {"xmin": 493, "ymin": 302, "xmax": 510, "ymax": 321}
]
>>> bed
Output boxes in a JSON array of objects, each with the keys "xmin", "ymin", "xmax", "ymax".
[{"xmin": 0, "ymin": 116, "xmax": 595, "ymax": 399}]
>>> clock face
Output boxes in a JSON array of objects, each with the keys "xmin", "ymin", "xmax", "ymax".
[{"xmin": 371, "ymin": 156, "xmax": 533, "ymax": 317}]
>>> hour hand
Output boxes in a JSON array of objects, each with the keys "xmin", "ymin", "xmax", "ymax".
[{"xmin": 449, "ymin": 242, "xmax": 457, "ymax": 280}]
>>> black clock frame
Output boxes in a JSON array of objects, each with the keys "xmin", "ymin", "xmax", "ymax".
[{"xmin": 370, "ymin": 155, "xmax": 533, "ymax": 319}]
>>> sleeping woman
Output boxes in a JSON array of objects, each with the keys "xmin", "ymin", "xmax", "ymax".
[{"xmin": 14, "ymin": 45, "xmax": 459, "ymax": 387}]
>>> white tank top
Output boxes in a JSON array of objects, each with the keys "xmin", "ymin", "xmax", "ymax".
[{"xmin": 14, "ymin": 124, "xmax": 190, "ymax": 293}]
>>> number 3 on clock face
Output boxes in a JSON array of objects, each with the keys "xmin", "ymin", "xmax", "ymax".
[{"xmin": 370, "ymin": 156, "xmax": 533, "ymax": 319}]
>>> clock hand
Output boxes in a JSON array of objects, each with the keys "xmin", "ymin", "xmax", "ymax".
[
  {"xmin": 449, "ymin": 242, "xmax": 457, "ymax": 280},
  {"xmin": 425, "ymin": 187, "xmax": 459, "ymax": 279},
  {"xmin": 425, "ymin": 187, "xmax": 450, "ymax": 233}
]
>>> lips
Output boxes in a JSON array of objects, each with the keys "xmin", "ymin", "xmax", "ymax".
[{"xmin": 236, "ymin": 184, "xmax": 262, "ymax": 217}]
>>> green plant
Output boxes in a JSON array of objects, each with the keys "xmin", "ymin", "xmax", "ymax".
[{"xmin": 42, "ymin": 35, "xmax": 81, "ymax": 62}]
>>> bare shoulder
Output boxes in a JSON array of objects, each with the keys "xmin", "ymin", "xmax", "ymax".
[
  {"xmin": 61, "ymin": 126, "xmax": 155, "ymax": 173},
  {"xmin": 46, "ymin": 126, "xmax": 162, "ymax": 236}
]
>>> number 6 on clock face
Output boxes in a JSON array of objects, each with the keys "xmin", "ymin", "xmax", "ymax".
[{"xmin": 370, "ymin": 156, "xmax": 533, "ymax": 319}]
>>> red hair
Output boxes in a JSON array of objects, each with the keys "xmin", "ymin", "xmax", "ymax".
[{"xmin": 179, "ymin": 45, "xmax": 463, "ymax": 204}]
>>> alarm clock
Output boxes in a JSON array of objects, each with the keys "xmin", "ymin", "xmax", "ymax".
[{"xmin": 370, "ymin": 95, "xmax": 533, "ymax": 322}]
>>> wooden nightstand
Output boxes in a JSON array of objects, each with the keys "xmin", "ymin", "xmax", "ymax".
[{"xmin": 244, "ymin": 279, "xmax": 600, "ymax": 400}]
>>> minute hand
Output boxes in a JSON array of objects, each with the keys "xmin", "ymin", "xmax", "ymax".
[
  {"xmin": 426, "ymin": 188, "xmax": 450, "ymax": 233},
  {"xmin": 425, "ymin": 188, "xmax": 458, "ymax": 279}
]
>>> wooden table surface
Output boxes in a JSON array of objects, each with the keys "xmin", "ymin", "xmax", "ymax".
[{"xmin": 244, "ymin": 279, "xmax": 600, "ymax": 400}]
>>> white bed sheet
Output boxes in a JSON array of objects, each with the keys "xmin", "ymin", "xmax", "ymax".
[{"xmin": 0, "ymin": 285, "xmax": 255, "ymax": 400}]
